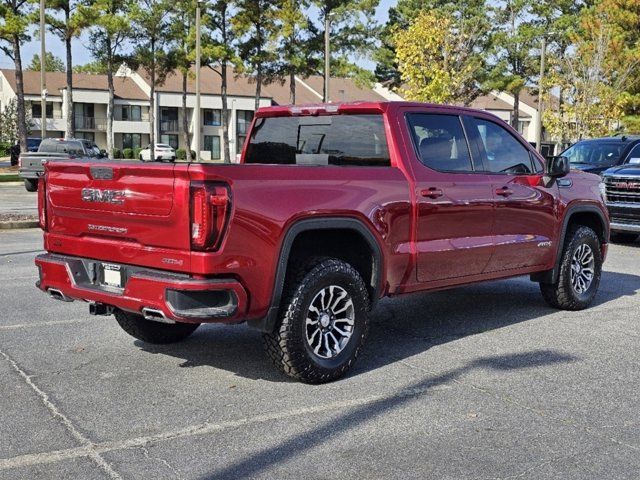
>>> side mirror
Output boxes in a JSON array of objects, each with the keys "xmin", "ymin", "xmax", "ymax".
[
  {"xmin": 544, "ymin": 156, "xmax": 570, "ymax": 186},
  {"xmin": 100, "ymin": 149, "xmax": 107, "ymax": 158}
]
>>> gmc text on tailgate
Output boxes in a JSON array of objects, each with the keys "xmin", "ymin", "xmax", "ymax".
[{"xmin": 35, "ymin": 102, "xmax": 609, "ymax": 383}]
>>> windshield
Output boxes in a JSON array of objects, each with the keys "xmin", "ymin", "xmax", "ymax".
[{"xmin": 562, "ymin": 141, "xmax": 625, "ymax": 167}]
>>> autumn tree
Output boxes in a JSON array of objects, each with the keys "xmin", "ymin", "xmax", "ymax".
[
  {"xmin": 46, "ymin": 0, "xmax": 86, "ymax": 138},
  {"xmin": 0, "ymin": 0, "xmax": 35, "ymax": 151},
  {"xmin": 27, "ymin": 52, "xmax": 65, "ymax": 72},
  {"xmin": 393, "ymin": 9, "xmax": 487, "ymax": 105},
  {"xmin": 79, "ymin": 0, "xmax": 133, "ymax": 154}
]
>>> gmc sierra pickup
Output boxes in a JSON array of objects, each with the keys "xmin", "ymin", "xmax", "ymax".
[{"xmin": 35, "ymin": 102, "xmax": 609, "ymax": 383}]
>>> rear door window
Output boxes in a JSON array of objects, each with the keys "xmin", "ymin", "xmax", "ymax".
[
  {"xmin": 469, "ymin": 118, "xmax": 534, "ymax": 174},
  {"xmin": 406, "ymin": 114, "xmax": 474, "ymax": 172},
  {"xmin": 244, "ymin": 114, "xmax": 390, "ymax": 166}
]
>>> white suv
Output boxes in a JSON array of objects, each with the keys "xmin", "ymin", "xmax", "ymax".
[{"xmin": 139, "ymin": 143, "xmax": 176, "ymax": 162}]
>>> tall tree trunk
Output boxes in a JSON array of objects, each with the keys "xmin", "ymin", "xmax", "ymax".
[
  {"xmin": 12, "ymin": 35, "xmax": 27, "ymax": 152},
  {"xmin": 255, "ymin": 66, "xmax": 262, "ymax": 112},
  {"xmin": 65, "ymin": 34, "xmax": 74, "ymax": 139},
  {"xmin": 221, "ymin": 62, "xmax": 230, "ymax": 163},
  {"xmin": 182, "ymin": 71, "xmax": 190, "ymax": 157},
  {"xmin": 106, "ymin": 52, "xmax": 114, "ymax": 155},
  {"xmin": 289, "ymin": 71, "xmax": 296, "ymax": 104},
  {"xmin": 512, "ymin": 92, "xmax": 520, "ymax": 130}
]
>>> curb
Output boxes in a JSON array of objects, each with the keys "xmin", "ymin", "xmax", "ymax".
[{"xmin": 0, "ymin": 220, "xmax": 39, "ymax": 230}]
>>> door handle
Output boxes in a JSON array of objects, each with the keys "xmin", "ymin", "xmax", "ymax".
[
  {"xmin": 495, "ymin": 186, "xmax": 514, "ymax": 197},
  {"xmin": 421, "ymin": 187, "xmax": 444, "ymax": 199}
]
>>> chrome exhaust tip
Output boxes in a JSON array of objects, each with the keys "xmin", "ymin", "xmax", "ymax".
[
  {"xmin": 48, "ymin": 288, "xmax": 74, "ymax": 302},
  {"xmin": 141, "ymin": 307, "xmax": 175, "ymax": 324}
]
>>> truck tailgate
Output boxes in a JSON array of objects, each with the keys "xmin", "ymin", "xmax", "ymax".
[{"xmin": 45, "ymin": 160, "xmax": 191, "ymax": 252}]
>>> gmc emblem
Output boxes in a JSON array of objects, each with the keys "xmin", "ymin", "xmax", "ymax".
[
  {"xmin": 81, "ymin": 188, "xmax": 126, "ymax": 205},
  {"xmin": 613, "ymin": 181, "xmax": 640, "ymax": 189}
]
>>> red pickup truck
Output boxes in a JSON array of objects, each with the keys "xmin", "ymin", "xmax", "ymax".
[{"xmin": 35, "ymin": 102, "xmax": 609, "ymax": 383}]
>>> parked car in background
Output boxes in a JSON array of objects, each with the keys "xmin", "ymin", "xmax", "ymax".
[
  {"xmin": 560, "ymin": 135, "xmax": 640, "ymax": 175},
  {"xmin": 27, "ymin": 137, "xmax": 42, "ymax": 152},
  {"xmin": 602, "ymin": 150, "xmax": 640, "ymax": 243},
  {"xmin": 139, "ymin": 143, "xmax": 176, "ymax": 162},
  {"xmin": 18, "ymin": 138, "xmax": 106, "ymax": 192},
  {"xmin": 35, "ymin": 101, "xmax": 609, "ymax": 383}
]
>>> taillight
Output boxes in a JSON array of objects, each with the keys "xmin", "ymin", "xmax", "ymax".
[
  {"xmin": 38, "ymin": 176, "xmax": 47, "ymax": 231},
  {"xmin": 190, "ymin": 182, "xmax": 230, "ymax": 251}
]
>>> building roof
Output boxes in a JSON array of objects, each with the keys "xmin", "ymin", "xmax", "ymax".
[
  {"xmin": 0, "ymin": 69, "xmax": 148, "ymax": 100},
  {"xmin": 468, "ymin": 93, "xmax": 513, "ymax": 111},
  {"xmin": 301, "ymin": 76, "xmax": 388, "ymax": 103}
]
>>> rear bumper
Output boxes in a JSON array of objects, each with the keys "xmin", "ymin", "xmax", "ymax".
[
  {"xmin": 35, "ymin": 253, "xmax": 247, "ymax": 324},
  {"xmin": 19, "ymin": 169, "xmax": 41, "ymax": 179}
]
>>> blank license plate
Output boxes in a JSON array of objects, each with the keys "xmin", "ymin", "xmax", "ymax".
[{"xmin": 102, "ymin": 264, "xmax": 123, "ymax": 287}]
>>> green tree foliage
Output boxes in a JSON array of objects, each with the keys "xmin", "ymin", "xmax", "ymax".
[
  {"xmin": 130, "ymin": 0, "xmax": 175, "ymax": 155},
  {"xmin": 311, "ymin": 0, "xmax": 380, "ymax": 99},
  {"xmin": 27, "ymin": 52, "xmax": 65, "ymax": 72},
  {"xmin": 78, "ymin": 0, "xmax": 133, "ymax": 154},
  {"xmin": 273, "ymin": 0, "xmax": 318, "ymax": 103},
  {"xmin": 46, "ymin": 0, "xmax": 87, "ymax": 138},
  {"xmin": 73, "ymin": 60, "xmax": 109, "ymax": 74},
  {"xmin": 202, "ymin": 1, "xmax": 241, "ymax": 162},
  {"xmin": 233, "ymin": 0, "xmax": 279, "ymax": 111},
  {"xmin": 485, "ymin": 0, "xmax": 539, "ymax": 129},
  {"xmin": 0, "ymin": 0, "xmax": 35, "ymax": 151}
]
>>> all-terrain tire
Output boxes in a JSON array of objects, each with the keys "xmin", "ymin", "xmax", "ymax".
[
  {"xmin": 262, "ymin": 258, "xmax": 370, "ymax": 384},
  {"xmin": 24, "ymin": 179, "xmax": 38, "ymax": 192},
  {"xmin": 540, "ymin": 226, "xmax": 602, "ymax": 310},
  {"xmin": 610, "ymin": 232, "xmax": 638, "ymax": 244},
  {"xmin": 114, "ymin": 310, "xmax": 200, "ymax": 344}
]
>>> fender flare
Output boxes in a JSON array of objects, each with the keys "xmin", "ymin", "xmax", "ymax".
[
  {"xmin": 247, "ymin": 217, "xmax": 384, "ymax": 333},
  {"xmin": 532, "ymin": 203, "xmax": 609, "ymax": 284}
]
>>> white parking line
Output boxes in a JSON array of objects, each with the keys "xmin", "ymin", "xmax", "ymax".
[{"xmin": 0, "ymin": 348, "xmax": 122, "ymax": 479}]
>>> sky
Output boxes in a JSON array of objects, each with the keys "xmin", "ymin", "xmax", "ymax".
[{"xmin": 0, "ymin": 0, "xmax": 397, "ymax": 71}]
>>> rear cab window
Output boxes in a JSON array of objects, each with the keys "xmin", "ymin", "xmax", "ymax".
[{"xmin": 244, "ymin": 114, "xmax": 390, "ymax": 166}]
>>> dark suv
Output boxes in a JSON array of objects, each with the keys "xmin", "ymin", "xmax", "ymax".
[{"xmin": 560, "ymin": 135, "xmax": 640, "ymax": 176}]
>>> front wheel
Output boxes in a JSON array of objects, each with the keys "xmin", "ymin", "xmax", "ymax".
[
  {"xmin": 24, "ymin": 179, "xmax": 38, "ymax": 192},
  {"xmin": 262, "ymin": 258, "xmax": 370, "ymax": 384},
  {"xmin": 540, "ymin": 226, "xmax": 602, "ymax": 310},
  {"xmin": 114, "ymin": 310, "xmax": 200, "ymax": 344}
]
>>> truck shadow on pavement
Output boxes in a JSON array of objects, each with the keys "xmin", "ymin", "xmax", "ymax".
[{"xmin": 136, "ymin": 270, "xmax": 639, "ymax": 384}]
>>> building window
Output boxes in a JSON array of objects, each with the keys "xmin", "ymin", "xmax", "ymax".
[
  {"xmin": 123, "ymin": 133, "xmax": 141, "ymax": 149},
  {"xmin": 75, "ymin": 132, "xmax": 95, "ymax": 142},
  {"xmin": 204, "ymin": 135, "xmax": 221, "ymax": 160},
  {"xmin": 203, "ymin": 109, "xmax": 221, "ymax": 126},
  {"xmin": 160, "ymin": 107, "xmax": 178, "ymax": 132},
  {"xmin": 236, "ymin": 110, "xmax": 254, "ymax": 135},
  {"xmin": 160, "ymin": 134, "xmax": 178, "ymax": 149},
  {"xmin": 121, "ymin": 105, "xmax": 142, "ymax": 121},
  {"xmin": 32, "ymin": 102, "xmax": 54, "ymax": 119}
]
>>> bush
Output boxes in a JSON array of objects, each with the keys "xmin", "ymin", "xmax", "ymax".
[
  {"xmin": 176, "ymin": 148, "xmax": 187, "ymax": 160},
  {"xmin": 123, "ymin": 148, "xmax": 134, "ymax": 159},
  {"xmin": 0, "ymin": 141, "xmax": 10, "ymax": 157},
  {"xmin": 133, "ymin": 147, "xmax": 142, "ymax": 159},
  {"xmin": 111, "ymin": 148, "xmax": 122, "ymax": 159}
]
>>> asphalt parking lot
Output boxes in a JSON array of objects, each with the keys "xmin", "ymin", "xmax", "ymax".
[
  {"xmin": 1, "ymin": 226, "xmax": 639, "ymax": 480},
  {"xmin": 0, "ymin": 183, "xmax": 37, "ymax": 216}
]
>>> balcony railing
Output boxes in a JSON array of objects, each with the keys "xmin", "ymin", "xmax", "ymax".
[
  {"xmin": 74, "ymin": 116, "xmax": 107, "ymax": 131},
  {"xmin": 160, "ymin": 119, "xmax": 179, "ymax": 132},
  {"xmin": 31, "ymin": 110, "xmax": 63, "ymax": 120},
  {"xmin": 114, "ymin": 113, "xmax": 150, "ymax": 122}
]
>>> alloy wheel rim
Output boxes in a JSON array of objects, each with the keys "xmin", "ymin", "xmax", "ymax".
[
  {"xmin": 571, "ymin": 243, "xmax": 595, "ymax": 294},
  {"xmin": 305, "ymin": 285, "xmax": 355, "ymax": 359}
]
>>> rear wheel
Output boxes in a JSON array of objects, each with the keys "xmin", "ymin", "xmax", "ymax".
[
  {"xmin": 610, "ymin": 232, "xmax": 638, "ymax": 244},
  {"xmin": 24, "ymin": 179, "xmax": 38, "ymax": 192},
  {"xmin": 262, "ymin": 258, "xmax": 370, "ymax": 384},
  {"xmin": 114, "ymin": 310, "xmax": 200, "ymax": 344},
  {"xmin": 540, "ymin": 226, "xmax": 602, "ymax": 310}
]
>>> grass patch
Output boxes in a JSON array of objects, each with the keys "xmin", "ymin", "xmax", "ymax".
[{"xmin": 0, "ymin": 174, "xmax": 20, "ymax": 182}]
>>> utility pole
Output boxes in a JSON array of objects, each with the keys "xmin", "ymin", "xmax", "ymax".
[
  {"xmin": 40, "ymin": 0, "xmax": 47, "ymax": 140},
  {"xmin": 194, "ymin": 1, "xmax": 201, "ymax": 162},
  {"xmin": 536, "ymin": 37, "xmax": 546, "ymax": 154},
  {"xmin": 324, "ymin": 12, "xmax": 330, "ymax": 103}
]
